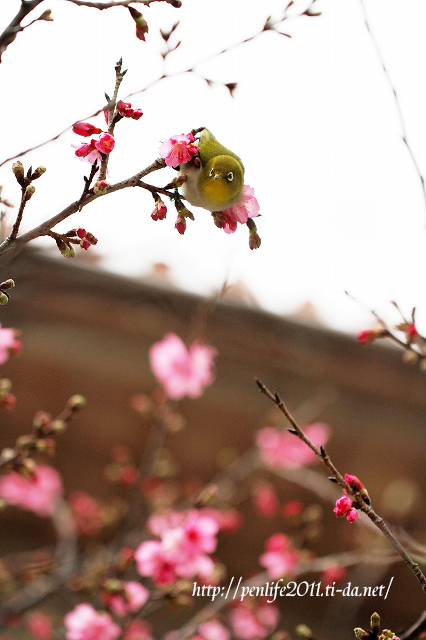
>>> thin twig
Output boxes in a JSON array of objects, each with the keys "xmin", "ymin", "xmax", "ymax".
[
  {"xmin": 0, "ymin": 0, "xmax": 44, "ymax": 63},
  {"xmin": 63, "ymin": 0, "xmax": 181, "ymax": 7},
  {"xmin": 255, "ymin": 377, "xmax": 426, "ymax": 594},
  {"xmin": 359, "ymin": 0, "xmax": 426, "ymax": 215}
]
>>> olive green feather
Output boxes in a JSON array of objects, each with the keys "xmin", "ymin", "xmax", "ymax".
[{"xmin": 198, "ymin": 129, "xmax": 244, "ymax": 172}]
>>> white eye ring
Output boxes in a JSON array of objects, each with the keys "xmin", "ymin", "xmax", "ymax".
[
  {"xmin": 209, "ymin": 167, "xmax": 214, "ymax": 177},
  {"xmin": 227, "ymin": 172, "xmax": 234, "ymax": 181}
]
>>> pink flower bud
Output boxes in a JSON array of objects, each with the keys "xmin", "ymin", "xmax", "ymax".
[
  {"xmin": 333, "ymin": 495, "xmax": 352, "ymax": 518},
  {"xmin": 124, "ymin": 107, "xmax": 134, "ymax": 118},
  {"xmin": 80, "ymin": 239, "xmax": 91, "ymax": 250},
  {"xmin": 85, "ymin": 232, "xmax": 98, "ymax": 245},
  {"xmin": 94, "ymin": 133, "xmax": 115, "ymax": 154},
  {"xmin": 132, "ymin": 109, "xmax": 143, "ymax": 120},
  {"xmin": 93, "ymin": 180, "xmax": 109, "ymax": 195},
  {"xmin": 346, "ymin": 508, "xmax": 359, "ymax": 523},
  {"xmin": 344, "ymin": 473, "xmax": 364, "ymax": 491},
  {"xmin": 175, "ymin": 215, "xmax": 186, "ymax": 235},
  {"xmin": 357, "ymin": 328, "xmax": 385, "ymax": 345},
  {"xmin": 76, "ymin": 228, "xmax": 87, "ymax": 239},
  {"xmin": 73, "ymin": 122, "xmax": 102, "ymax": 137},
  {"xmin": 117, "ymin": 101, "xmax": 130, "ymax": 114}
]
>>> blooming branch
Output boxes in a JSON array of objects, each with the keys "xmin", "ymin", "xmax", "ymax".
[{"xmin": 254, "ymin": 377, "xmax": 426, "ymax": 594}]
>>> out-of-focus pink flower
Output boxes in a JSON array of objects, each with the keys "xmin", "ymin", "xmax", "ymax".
[
  {"xmin": 196, "ymin": 620, "xmax": 230, "ymax": 640},
  {"xmin": 321, "ymin": 565, "xmax": 347, "ymax": 588},
  {"xmin": 135, "ymin": 509, "xmax": 218, "ymax": 586},
  {"xmin": 159, "ymin": 133, "xmax": 198, "ymax": 168},
  {"xmin": 252, "ymin": 485, "xmax": 279, "ymax": 517},
  {"xmin": 256, "ymin": 423, "xmax": 330, "ymax": 470},
  {"xmin": 0, "ymin": 325, "xmax": 20, "ymax": 364},
  {"xmin": 122, "ymin": 620, "xmax": 153, "ymax": 640},
  {"xmin": 229, "ymin": 600, "xmax": 279, "ymax": 640},
  {"xmin": 94, "ymin": 133, "xmax": 115, "ymax": 154},
  {"xmin": 68, "ymin": 491, "xmax": 103, "ymax": 537},
  {"xmin": 64, "ymin": 604, "xmax": 120, "ymax": 640},
  {"xmin": 344, "ymin": 474, "xmax": 364, "ymax": 491},
  {"xmin": 357, "ymin": 328, "xmax": 386, "ymax": 345},
  {"xmin": 27, "ymin": 612, "xmax": 53, "ymax": 640},
  {"xmin": 149, "ymin": 333, "xmax": 217, "ymax": 400},
  {"xmin": 218, "ymin": 185, "xmax": 260, "ymax": 234},
  {"xmin": 0, "ymin": 465, "xmax": 62, "ymax": 517},
  {"xmin": 72, "ymin": 123, "xmax": 102, "ymax": 137},
  {"xmin": 282, "ymin": 500, "xmax": 303, "ymax": 518},
  {"xmin": 333, "ymin": 495, "xmax": 352, "ymax": 518},
  {"xmin": 258, "ymin": 533, "xmax": 299, "ymax": 580},
  {"xmin": 107, "ymin": 582, "xmax": 149, "ymax": 617},
  {"xmin": 202, "ymin": 508, "xmax": 243, "ymax": 534}
]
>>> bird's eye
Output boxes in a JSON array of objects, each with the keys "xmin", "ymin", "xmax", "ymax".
[
  {"xmin": 227, "ymin": 172, "xmax": 234, "ymax": 181},
  {"xmin": 209, "ymin": 167, "xmax": 214, "ymax": 177}
]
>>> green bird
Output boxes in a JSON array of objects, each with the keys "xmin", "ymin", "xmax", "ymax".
[{"xmin": 180, "ymin": 129, "xmax": 245, "ymax": 211}]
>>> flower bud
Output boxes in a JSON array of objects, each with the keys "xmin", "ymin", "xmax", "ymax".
[
  {"xmin": 39, "ymin": 10, "xmax": 53, "ymax": 21},
  {"xmin": 93, "ymin": 180, "xmax": 109, "ymax": 195},
  {"xmin": 50, "ymin": 419, "xmax": 66, "ymax": 433},
  {"xmin": 73, "ymin": 122, "xmax": 102, "ymax": 137},
  {"xmin": 128, "ymin": 7, "xmax": 149, "ymax": 41},
  {"xmin": 0, "ymin": 448, "xmax": 16, "ymax": 463},
  {"xmin": 67, "ymin": 394, "xmax": 86, "ymax": 411},
  {"xmin": 0, "ymin": 393, "xmax": 17, "ymax": 412},
  {"xmin": 24, "ymin": 185, "xmax": 35, "ymax": 201},
  {"xmin": 0, "ymin": 279, "xmax": 15, "ymax": 290},
  {"xmin": 353, "ymin": 629, "xmax": 367, "ymax": 639},
  {"xmin": 33, "ymin": 411, "xmax": 52, "ymax": 430},
  {"xmin": 295, "ymin": 625, "xmax": 312, "ymax": 638},
  {"xmin": 249, "ymin": 231, "xmax": 261, "ymax": 250},
  {"xmin": 175, "ymin": 215, "xmax": 186, "ymax": 235},
  {"xmin": 76, "ymin": 228, "xmax": 86, "ymax": 239},
  {"xmin": 131, "ymin": 109, "xmax": 143, "ymax": 120},
  {"xmin": 80, "ymin": 239, "xmax": 91, "ymax": 250},
  {"xmin": 0, "ymin": 293, "xmax": 9, "ymax": 305},
  {"xmin": 370, "ymin": 613, "xmax": 380, "ymax": 629},
  {"xmin": 85, "ymin": 232, "xmax": 98, "ymax": 245},
  {"xmin": 12, "ymin": 161, "xmax": 24, "ymax": 180},
  {"xmin": 16, "ymin": 435, "xmax": 35, "ymax": 450},
  {"xmin": 32, "ymin": 166, "xmax": 46, "ymax": 180}
]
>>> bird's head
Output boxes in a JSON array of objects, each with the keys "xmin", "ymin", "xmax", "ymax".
[{"xmin": 199, "ymin": 155, "xmax": 244, "ymax": 210}]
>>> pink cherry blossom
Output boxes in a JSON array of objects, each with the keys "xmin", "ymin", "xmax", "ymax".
[
  {"xmin": 321, "ymin": 565, "xmax": 347, "ymax": 588},
  {"xmin": 0, "ymin": 465, "xmax": 62, "ymax": 517},
  {"xmin": 73, "ymin": 140, "xmax": 102, "ymax": 165},
  {"xmin": 256, "ymin": 423, "xmax": 330, "ymax": 470},
  {"xmin": 252, "ymin": 485, "xmax": 279, "ymax": 517},
  {"xmin": 218, "ymin": 185, "xmax": 260, "ymax": 234},
  {"xmin": 135, "ymin": 509, "xmax": 219, "ymax": 587},
  {"xmin": 159, "ymin": 133, "xmax": 198, "ymax": 168},
  {"xmin": 64, "ymin": 605, "xmax": 120, "ymax": 640},
  {"xmin": 258, "ymin": 533, "xmax": 299, "ymax": 580},
  {"xmin": 108, "ymin": 582, "xmax": 149, "ymax": 617},
  {"xmin": 333, "ymin": 495, "xmax": 352, "ymax": 518},
  {"xmin": 149, "ymin": 333, "xmax": 217, "ymax": 400},
  {"xmin": 346, "ymin": 507, "xmax": 360, "ymax": 523},
  {"xmin": 0, "ymin": 325, "xmax": 20, "ymax": 364},
  {"xmin": 229, "ymin": 600, "xmax": 279, "ymax": 640},
  {"xmin": 94, "ymin": 133, "xmax": 115, "ymax": 154}
]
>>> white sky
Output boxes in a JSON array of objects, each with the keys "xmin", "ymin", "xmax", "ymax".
[{"xmin": 1, "ymin": 0, "xmax": 426, "ymax": 334}]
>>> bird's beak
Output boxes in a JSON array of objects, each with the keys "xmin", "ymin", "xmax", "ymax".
[{"xmin": 213, "ymin": 173, "xmax": 222, "ymax": 180}]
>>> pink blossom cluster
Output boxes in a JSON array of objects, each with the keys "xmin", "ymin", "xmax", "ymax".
[
  {"xmin": 192, "ymin": 620, "xmax": 230, "ymax": 640},
  {"xmin": 116, "ymin": 100, "xmax": 143, "ymax": 120},
  {"xmin": 74, "ymin": 227, "xmax": 98, "ymax": 251},
  {"xmin": 256, "ymin": 423, "xmax": 330, "ymax": 469},
  {"xmin": 0, "ymin": 465, "xmax": 62, "ymax": 517},
  {"xmin": 149, "ymin": 333, "xmax": 217, "ymax": 400},
  {"xmin": 333, "ymin": 495, "xmax": 359, "ymax": 523},
  {"xmin": 159, "ymin": 133, "xmax": 198, "ymax": 168},
  {"xmin": 134, "ymin": 509, "xmax": 219, "ymax": 586},
  {"xmin": 252, "ymin": 484, "xmax": 279, "ymax": 517},
  {"xmin": 258, "ymin": 533, "xmax": 299, "ymax": 579},
  {"xmin": 73, "ymin": 132, "xmax": 115, "ymax": 165},
  {"xmin": 64, "ymin": 604, "xmax": 120, "ymax": 640},
  {"xmin": 229, "ymin": 599, "xmax": 279, "ymax": 640}
]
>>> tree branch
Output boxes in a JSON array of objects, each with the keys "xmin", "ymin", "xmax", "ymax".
[
  {"xmin": 255, "ymin": 377, "xmax": 426, "ymax": 594},
  {"xmin": 0, "ymin": 0, "xmax": 46, "ymax": 63}
]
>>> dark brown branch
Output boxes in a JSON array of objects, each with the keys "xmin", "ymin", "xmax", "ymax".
[
  {"xmin": 0, "ymin": 158, "xmax": 166, "ymax": 259},
  {"xmin": 63, "ymin": 0, "xmax": 181, "ymax": 7},
  {"xmin": 255, "ymin": 377, "xmax": 426, "ymax": 594},
  {"xmin": 0, "ymin": 0, "xmax": 44, "ymax": 63}
]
